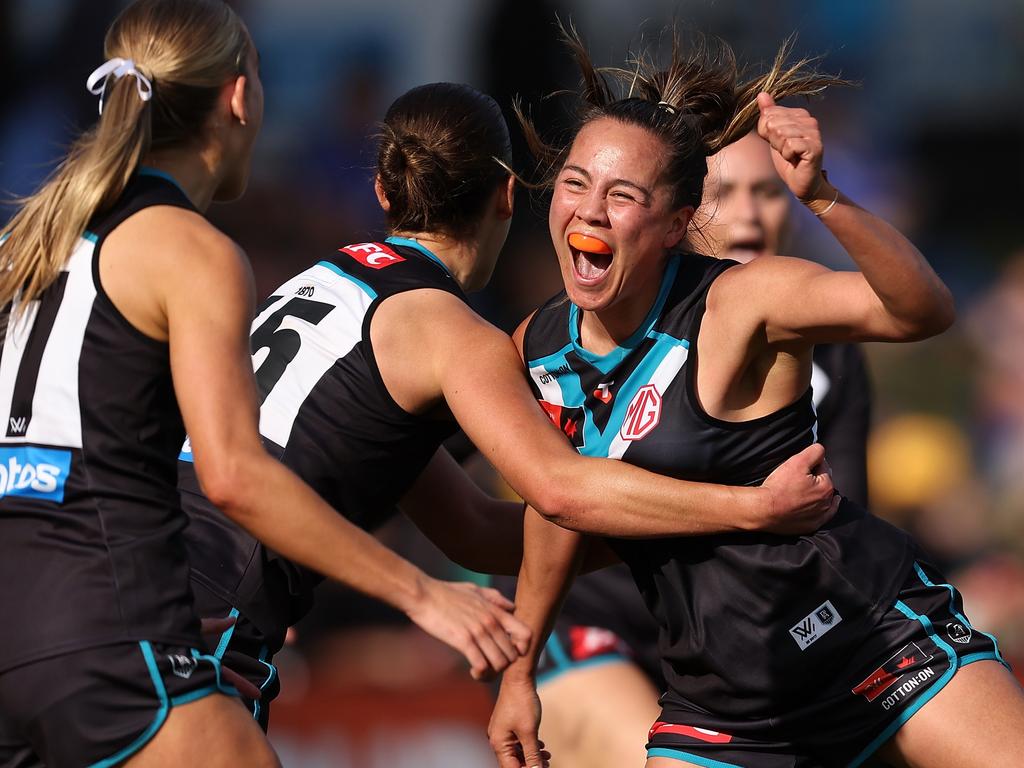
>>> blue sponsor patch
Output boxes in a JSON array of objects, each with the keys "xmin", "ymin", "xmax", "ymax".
[
  {"xmin": 0, "ymin": 446, "xmax": 72, "ymax": 502},
  {"xmin": 178, "ymin": 436, "xmax": 193, "ymax": 463}
]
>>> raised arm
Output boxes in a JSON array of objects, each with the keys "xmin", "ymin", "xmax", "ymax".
[
  {"xmin": 717, "ymin": 93, "xmax": 954, "ymax": 346},
  {"xmin": 372, "ymin": 289, "xmax": 836, "ymax": 538},
  {"xmin": 153, "ymin": 209, "xmax": 529, "ymax": 679}
]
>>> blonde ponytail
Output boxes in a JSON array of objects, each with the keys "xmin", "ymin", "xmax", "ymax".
[{"xmin": 0, "ymin": 0, "xmax": 248, "ymax": 315}]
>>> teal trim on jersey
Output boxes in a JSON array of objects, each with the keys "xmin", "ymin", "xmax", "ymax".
[
  {"xmin": 83, "ymin": 230, "xmax": 98, "ymax": 243},
  {"xmin": 536, "ymin": 654, "xmax": 630, "ymax": 687},
  {"xmin": 316, "ymin": 259, "xmax": 377, "ymax": 299},
  {"xmin": 912, "ymin": 562, "xmax": 1007, "ymax": 666},
  {"xmin": 0, "ymin": 233, "xmax": 8, "ymax": 244},
  {"xmin": 137, "ymin": 166, "xmax": 188, "ymax": 197},
  {"xmin": 214, "ymin": 608, "xmax": 241, "ymax": 660},
  {"xmin": 189, "ymin": 648, "xmax": 240, "ymax": 698},
  {"xmin": 530, "ymin": 341, "xmax": 575, "ymax": 372},
  {"xmin": 567, "ymin": 253, "xmax": 681, "ymax": 375},
  {"xmin": 847, "ymin": 598, "xmax": 957, "ymax": 768},
  {"xmin": 88, "ymin": 641, "xmax": 170, "ymax": 768},
  {"xmin": 385, "ymin": 236, "xmax": 453, "ymax": 276},
  {"xmin": 646, "ymin": 747, "xmax": 742, "ymax": 767}
]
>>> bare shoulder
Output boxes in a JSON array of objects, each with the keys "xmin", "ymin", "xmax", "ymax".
[
  {"xmin": 511, "ymin": 310, "xmax": 539, "ymax": 355},
  {"xmin": 710, "ymin": 255, "xmax": 827, "ymax": 307},
  {"xmin": 115, "ymin": 205, "xmax": 246, "ymax": 277}
]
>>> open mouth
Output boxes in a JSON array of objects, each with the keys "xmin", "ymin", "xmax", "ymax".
[
  {"xmin": 568, "ymin": 233, "xmax": 613, "ymax": 285},
  {"xmin": 725, "ymin": 235, "xmax": 766, "ymax": 262}
]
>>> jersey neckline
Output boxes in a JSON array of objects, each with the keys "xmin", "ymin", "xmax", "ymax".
[
  {"xmin": 567, "ymin": 252, "xmax": 682, "ymax": 371},
  {"xmin": 384, "ymin": 236, "xmax": 453, "ymax": 278}
]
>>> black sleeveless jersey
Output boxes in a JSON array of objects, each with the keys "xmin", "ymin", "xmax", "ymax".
[
  {"xmin": 522, "ymin": 252, "xmax": 916, "ymax": 717},
  {"xmin": 0, "ymin": 172, "xmax": 202, "ymax": 672},
  {"xmin": 179, "ymin": 238, "xmax": 463, "ymax": 651}
]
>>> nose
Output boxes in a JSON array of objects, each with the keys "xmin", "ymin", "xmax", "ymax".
[
  {"xmin": 732, "ymin": 188, "xmax": 760, "ymax": 225},
  {"xmin": 575, "ymin": 186, "xmax": 610, "ymax": 227}
]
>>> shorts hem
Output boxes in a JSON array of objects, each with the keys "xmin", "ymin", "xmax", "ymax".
[
  {"xmin": 647, "ymin": 746, "xmax": 742, "ymax": 767},
  {"xmin": 86, "ymin": 641, "xmax": 169, "ymax": 768},
  {"xmin": 536, "ymin": 653, "xmax": 632, "ymax": 687}
]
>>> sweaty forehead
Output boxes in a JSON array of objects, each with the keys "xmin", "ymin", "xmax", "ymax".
[{"xmin": 567, "ymin": 118, "xmax": 669, "ymax": 185}]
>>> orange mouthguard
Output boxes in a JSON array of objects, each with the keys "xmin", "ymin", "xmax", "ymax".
[{"xmin": 568, "ymin": 233, "xmax": 612, "ymax": 254}]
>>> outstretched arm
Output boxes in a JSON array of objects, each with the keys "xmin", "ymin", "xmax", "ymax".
[
  {"xmin": 720, "ymin": 93, "xmax": 955, "ymax": 346},
  {"xmin": 156, "ymin": 210, "xmax": 529, "ymax": 680},
  {"xmin": 374, "ymin": 290, "xmax": 837, "ymax": 539}
]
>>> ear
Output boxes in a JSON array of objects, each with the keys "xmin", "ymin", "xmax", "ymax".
[
  {"xmin": 228, "ymin": 74, "xmax": 249, "ymax": 126},
  {"xmin": 374, "ymin": 175, "xmax": 391, "ymax": 212},
  {"xmin": 663, "ymin": 206, "xmax": 694, "ymax": 249},
  {"xmin": 496, "ymin": 175, "xmax": 515, "ymax": 221}
]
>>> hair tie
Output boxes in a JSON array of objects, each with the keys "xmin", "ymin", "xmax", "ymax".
[
  {"xmin": 657, "ymin": 100, "xmax": 677, "ymax": 115},
  {"xmin": 86, "ymin": 58, "xmax": 153, "ymax": 115}
]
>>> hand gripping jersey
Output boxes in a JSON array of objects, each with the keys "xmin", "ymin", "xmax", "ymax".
[
  {"xmin": 522, "ymin": 252, "xmax": 917, "ymax": 718},
  {"xmin": 0, "ymin": 173, "xmax": 202, "ymax": 672},
  {"xmin": 179, "ymin": 238, "xmax": 464, "ymax": 653}
]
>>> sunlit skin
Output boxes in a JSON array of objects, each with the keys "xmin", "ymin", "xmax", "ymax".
[
  {"xmin": 692, "ymin": 130, "xmax": 792, "ymax": 263},
  {"xmin": 549, "ymin": 118, "xmax": 691, "ymax": 354}
]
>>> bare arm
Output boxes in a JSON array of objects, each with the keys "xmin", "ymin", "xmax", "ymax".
[
  {"xmin": 490, "ymin": 507, "xmax": 585, "ymax": 768},
  {"xmin": 152, "ymin": 210, "xmax": 529, "ymax": 679},
  {"xmin": 723, "ymin": 93, "xmax": 954, "ymax": 346},
  {"xmin": 373, "ymin": 290, "xmax": 836, "ymax": 537},
  {"xmin": 400, "ymin": 447, "xmax": 525, "ymax": 575}
]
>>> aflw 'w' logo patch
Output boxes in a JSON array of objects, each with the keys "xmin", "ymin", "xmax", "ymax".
[{"xmin": 789, "ymin": 600, "xmax": 842, "ymax": 650}]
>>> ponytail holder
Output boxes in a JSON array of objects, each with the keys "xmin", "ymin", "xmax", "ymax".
[
  {"xmin": 86, "ymin": 58, "xmax": 153, "ymax": 115},
  {"xmin": 657, "ymin": 100, "xmax": 677, "ymax": 115}
]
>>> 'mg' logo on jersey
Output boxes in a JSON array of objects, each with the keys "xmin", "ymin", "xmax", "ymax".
[{"xmin": 0, "ymin": 447, "xmax": 72, "ymax": 502}]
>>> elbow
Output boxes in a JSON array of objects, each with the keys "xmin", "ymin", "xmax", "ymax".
[
  {"xmin": 194, "ymin": 454, "xmax": 254, "ymax": 518},
  {"xmin": 527, "ymin": 485, "xmax": 586, "ymax": 531},
  {"xmin": 889, "ymin": 288, "xmax": 957, "ymax": 341}
]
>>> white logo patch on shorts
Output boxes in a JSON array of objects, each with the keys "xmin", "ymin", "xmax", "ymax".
[
  {"xmin": 168, "ymin": 654, "xmax": 198, "ymax": 679},
  {"xmin": 789, "ymin": 600, "xmax": 843, "ymax": 650}
]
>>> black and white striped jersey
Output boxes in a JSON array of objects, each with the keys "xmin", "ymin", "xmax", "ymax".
[
  {"xmin": 522, "ymin": 251, "xmax": 915, "ymax": 718},
  {"xmin": 179, "ymin": 238, "xmax": 465, "ymax": 650},
  {"xmin": 0, "ymin": 172, "xmax": 202, "ymax": 672}
]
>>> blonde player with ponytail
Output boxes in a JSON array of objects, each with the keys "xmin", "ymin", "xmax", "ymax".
[{"xmin": 0, "ymin": 2, "xmax": 534, "ymax": 766}]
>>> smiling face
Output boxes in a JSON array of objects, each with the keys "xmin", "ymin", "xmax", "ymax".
[
  {"xmin": 549, "ymin": 118, "xmax": 692, "ymax": 334},
  {"xmin": 692, "ymin": 131, "xmax": 792, "ymax": 263}
]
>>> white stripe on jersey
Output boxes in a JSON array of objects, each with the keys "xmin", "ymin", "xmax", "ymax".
[
  {"xmin": 606, "ymin": 344, "xmax": 688, "ymax": 460},
  {"xmin": 256, "ymin": 263, "xmax": 373, "ymax": 449},
  {"xmin": 529, "ymin": 361, "xmax": 568, "ymax": 407},
  {"xmin": 0, "ymin": 238, "xmax": 95, "ymax": 448}
]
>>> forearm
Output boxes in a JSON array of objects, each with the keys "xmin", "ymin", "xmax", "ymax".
[
  {"xmin": 804, "ymin": 179, "xmax": 954, "ymax": 338},
  {"xmin": 504, "ymin": 507, "xmax": 586, "ymax": 682},
  {"xmin": 534, "ymin": 455, "xmax": 765, "ymax": 537},
  {"xmin": 203, "ymin": 452, "xmax": 428, "ymax": 614}
]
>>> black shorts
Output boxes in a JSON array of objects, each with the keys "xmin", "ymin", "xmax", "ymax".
[
  {"xmin": 647, "ymin": 561, "xmax": 1009, "ymax": 768},
  {"xmin": 0, "ymin": 641, "xmax": 237, "ymax": 768},
  {"xmin": 536, "ymin": 618, "xmax": 639, "ymax": 686}
]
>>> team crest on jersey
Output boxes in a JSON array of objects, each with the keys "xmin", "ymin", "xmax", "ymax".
[
  {"xmin": 339, "ymin": 242, "xmax": 406, "ymax": 270},
  {"xmin": 539, "ymin": 401, "xmax": 585, "ymax": 449},
  {"xmin": 620, "ymin": 384, "xmax": 662, "ymax": 441}
]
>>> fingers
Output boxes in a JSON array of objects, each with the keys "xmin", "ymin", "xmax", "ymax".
[
  {"xmin": 497, "ymin": 609, "xmax": 533, "ymax": 655},
  {"xmin": 220, "ymin": 665, "xmax": 262, "ymax": 701},
  {"xmin": 757, "ymin": 91, "xmax": 776, "ymax": 111},
  {"xmin": 199, "ymin": 615, "xmax": 236, "ymax": 637},
  {"xmin": 481, "ymin": 586, "xmax": 516, "ymax": 612},
  {"xmin": 519, "ymin": 732, "xmax": 549, "ymax": 768},
  {"xmin": 795, "ymin": 442, "xmax": 827, "ymax": 469}
]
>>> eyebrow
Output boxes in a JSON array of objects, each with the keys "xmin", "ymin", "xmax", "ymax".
[{"xmin": 562, "ymin": 165, "xmax": 652, "ymax": 203}]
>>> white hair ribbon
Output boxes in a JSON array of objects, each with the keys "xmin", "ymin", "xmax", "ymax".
[{"xmin": 86, "ymin": 58, "xmax": 153, "ymax": 115}]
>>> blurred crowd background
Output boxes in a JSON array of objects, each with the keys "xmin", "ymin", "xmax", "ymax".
[{"xmin": 3, "ymin": 0, "xmax": 1024, "ymax": 764}]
